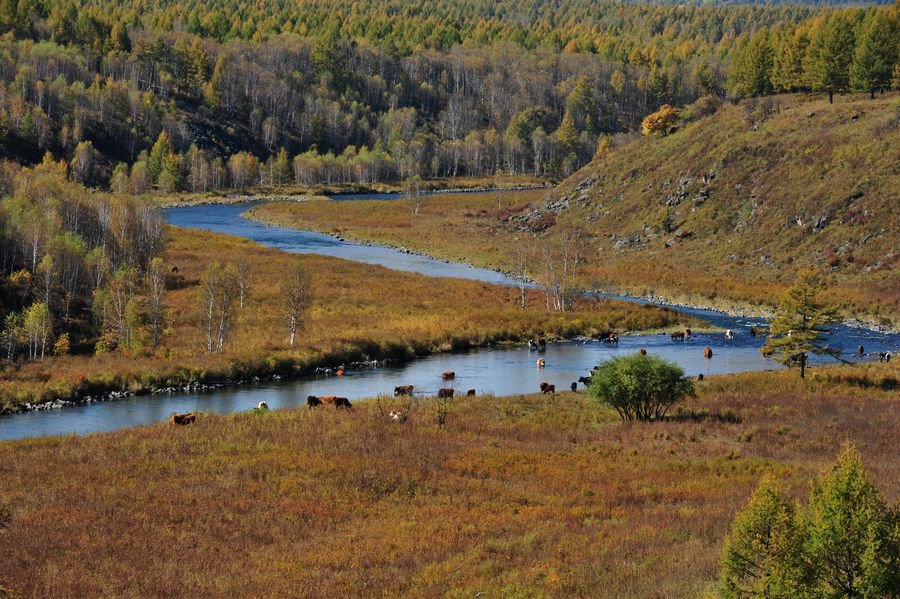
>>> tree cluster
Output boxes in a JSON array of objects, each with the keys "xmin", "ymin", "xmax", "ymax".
[
  {"xmin": 0, "ymin": 155, "xmax": 165, "ymax": 362},
  {"xmin": 721, "ymin": 446, "xmax": 900, "ymax": 598},
  {"xmin": 729, "ymin": 6, "xmax": 898, "ymax": 102}
]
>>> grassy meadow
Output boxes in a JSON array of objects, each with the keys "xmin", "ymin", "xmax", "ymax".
[
  {"xmin": 248, "ymin": 93, "xmax": 900, "ymax": 324},
  {"xmin": 0, "ymin": 226, "xmax": 692, "ymax": 412},
  {"xmin": 1, "ymin": 362, "xmax": 898, "ymax": 597}
]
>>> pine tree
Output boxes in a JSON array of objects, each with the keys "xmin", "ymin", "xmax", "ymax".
[
  {"xmin": 204, "ymin": 55, "xmax": 226, "ymax": 110},
  {"xmin": 771, "ymin": 26, "xmax": 809, "ymax": 93},
  {"xmin": 806, "ymin": 13, "xmax": 855, "ymax": 104},
  {"xmin": 804, "ymin": 446, "xmax": 899, "ymax": 598},
  {"xmin": 729, "ymin": 30, "xmax": 774, "ymax": 98},
  {"xmin": 720, "ymin": 477, "xmax": 809, "ymax": 599},
  {"xmin": 850, "ymin": 11, "xmax": 897, "ymax": 99},
  {"xmin": 148, "ymin": 131, "xmax": 172, "ymax": 184},
  {"xmin": 761, "ymin": 270, "xmax": 840, "ymax": 378}
]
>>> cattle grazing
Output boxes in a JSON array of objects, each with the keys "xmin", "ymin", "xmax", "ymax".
[
  {"xmin": 171, "ymin": 266, "xmax": 179, "ymax": 274},
  {"xmin": 335, "ymin": 369, "xmax": 345, "ymax": 376},
  {"xmin": 334, "ymin": 397, "xmax": 352, "ymax": 409},
  {"xmin": 394, "ymin": 385, "xmax": 415, "ymax": 396},
  {"xmin": 602, "ymin": 332, "xmax": 619, "ymax": 343},
  {"xmin": 306, "ymin": 396, "xmax": 322, "ymax": 408},
  {"xmin": 441, "ymin": 371, "xmax": 455, "ymax": 380},
  {"xmin": 578, "ymin": 376, "xmax": 592, "ymax": 386},
  {"xmin": 536, "ymin": 358, "xmax": 546, "ymax": 368},
  {"xmin": 671, "ymin": 331, "xmax": 685, "ymax": 341},
  {"xmin": 389, "ymin": 410, "xmax": 407, "ymax": 423},
  {"xmin": 704, "ymin": 346, "xmax": 713, "ymax": 359},
  {"xmin": 317, "ymin": 395, "xmax": 337, "ymax": 404},
  {"xmin": 858, "ymin": 345, "xmax": 865, "ymax": 356},
  {"xmin": 697, "ymin": 373, "xmax": 704, "ymax": 381},
  {"xmin": 877, "ymin": 351, "xmax": 892, "ymax": 362},
  {"xmin": 539, "ymin": 382, "xmax": 556, "ymax": 394},
  {"xmin": 257, "ymin": 401, "xmax": 269, "ymax": 411},
  {"xmin": 570, "ymin": 382, "xmax": 578, "ymax": 392},
  {"xmin": 639, "ymin": 348, "xmax": 647, "ymax": 356},
  {"xmin": 466, "ymin": 389, "xmax": 476, "ymax": 396},
  {"xmin": 725, "ymin": 330, "xmax": 734, "ymax": 340},
  {"xmin": 437, "ymin": 388, "xmax": 454, "ymax": 399},
  {"xmin": 171, "ymin": 412, "xmax": 195, "ymax": 425}
]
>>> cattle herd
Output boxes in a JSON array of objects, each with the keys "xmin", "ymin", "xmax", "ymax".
[{"xmin": 167, "ymin": 330, "xmax": 894, "ymax": 427}]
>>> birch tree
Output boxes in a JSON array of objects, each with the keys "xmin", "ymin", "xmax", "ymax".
[{"xmin": 280, "ymin": 264, "xmax": 311, "ymax": 348}]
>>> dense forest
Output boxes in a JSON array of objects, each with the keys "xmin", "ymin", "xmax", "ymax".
[{"xmin": 1, "ymin": 0, "xmax": 878, "ymax": 191}]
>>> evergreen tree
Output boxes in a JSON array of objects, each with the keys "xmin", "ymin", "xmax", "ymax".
[
  {"xmin": 729, "ymin": 30, "xmax": 774, "ymax": 98},
  {"xmin": 761, "ymin": 270, "xmax": 840, "ymax": 379},
  {"xmin": 804, "ymin": 446, "xmax": 899, "ymax": 598},
  {"xmin": 720, "ymin": 477, "xmax": 809, "ymax": 599},
  {"xmin": 148, "ymin": 131, "xmax": 172, "ymax": 184},
  {"xmin": 850, "ymin": 11, "xmax": 897, "ymax": 99},
  {"xmin": 806, "ymin": 13, "xmax": 855, "ymax": 104},
  {"xmin": 771, "ymin": 26, "xmax": 809, "ymax": 93}
]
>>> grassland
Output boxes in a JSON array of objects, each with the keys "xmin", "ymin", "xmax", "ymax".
[
  {"xmin": 1, "ymin": 362, "xmax": 897, "ymax": 598},
  {"xmin": 0, "ymin": 226, "xmax": 692, "ymax": 413},
  {"xmin": 248, "ymin": 93, "xmax": 900, "ymax": 325}
]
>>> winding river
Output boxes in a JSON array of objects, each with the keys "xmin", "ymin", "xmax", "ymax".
[{"xmin": 1, "ymin": 194, "xmax": 897, "ymax": 441}]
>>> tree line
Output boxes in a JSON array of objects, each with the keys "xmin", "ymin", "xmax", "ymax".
[{"xmin": 729, "ymin": 5, "xmax": 898, "ymax": 102}]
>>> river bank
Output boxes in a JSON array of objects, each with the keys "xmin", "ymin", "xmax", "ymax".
[{"xmin": 0, "ymin": 226, "xmax": 691, "ymax": 416}]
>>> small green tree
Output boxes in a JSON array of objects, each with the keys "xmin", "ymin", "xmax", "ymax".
[
  {"xmin": 804, "ymin": 446, "xmax": 899, "ymax": 598},
  {"xmin": 761, "ymin": 270, "xmax": 840, "ymax": 378},
  {"xmin": 806, "ymin": 13, "xmax": 855, "ymax": 104},
  {"xmin": 720, "ymin": 477, "xmax": 809, "ymax": 599},
  {"xmin": 850, "ymin": 11, "xmax": 897, "ymax": 99},
  {"xmin": 588, "ymin": 354, "xmax": 694, "ymax": 421}
]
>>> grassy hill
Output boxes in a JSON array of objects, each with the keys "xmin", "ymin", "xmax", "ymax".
[{"xmin": 539, "ymin": 92, "xmax": 900, "ymax": 322}]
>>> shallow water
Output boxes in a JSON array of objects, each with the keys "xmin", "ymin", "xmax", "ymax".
[{"xmin": 1, "ymin": 195, "xmax": 896, "ymax": 441}]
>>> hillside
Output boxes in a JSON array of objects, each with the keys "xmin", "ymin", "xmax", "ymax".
[{"xmin": 533, "ymin": 92, "xmax": 899, "ymax": 321}]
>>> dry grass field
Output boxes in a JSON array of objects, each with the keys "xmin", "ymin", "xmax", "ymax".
[
  {"xmin": 0, "ymin": 363, "xmax": 897, "ymax": 598},
  {"xmin": 0, "ymin": 226, "xmax": 691, "ymax": 412}
]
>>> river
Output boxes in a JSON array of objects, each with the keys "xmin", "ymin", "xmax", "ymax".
[{"xmin": 0, "ymin": 194, "xmax": 896, "ymax": 441}]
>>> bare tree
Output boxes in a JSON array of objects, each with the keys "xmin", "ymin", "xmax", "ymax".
[
  {"xmin": 200, "ymin": 262, "xmax": 222, "ymax": 354},
  {"xmin": 216, "ymin": 265, "xmax": 239, "ymax": 353},
  {"xmin": 146, "ymin": 257, "xmax": 166, "ymax": 349},
  {"xmin": 539, "ymin": 229, "xmax": 589, "ymax": 311},
  {"xmin": 237, "ymin": 257, "xmax": 252, "ymax": 309},
  {"xmin": 280, "ymin": 264, "xmax": 311, "ymax": 348},
  {"xmin": 512, "ymin": 236, "xmax": 534, "ymax": 309}
]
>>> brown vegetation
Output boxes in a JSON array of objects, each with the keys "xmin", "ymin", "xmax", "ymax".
[{"xmin": 0, "ymin": 363, "xmax": 897, "ymax": 597}]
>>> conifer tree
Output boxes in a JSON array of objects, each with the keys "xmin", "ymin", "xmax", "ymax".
[
  {"xmin": 806, "ymin": 13, "xmax": 855, "ymax": 104},
  {"xmin": 147, "ymin": 131, "xmax": 172, "ymax": 184},
  {"xmin": 761, "ymin": 270, "xmax": 840, "ymax": 378},
  {"xmin": 850, "ymin": 11, "xmax": 897, "ymax": 99}
]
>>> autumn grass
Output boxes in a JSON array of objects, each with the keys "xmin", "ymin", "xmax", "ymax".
[
  {"xmin": 248, "ymin": 93, "xmax": 900, "ymax": 325},
  {"xmin": 0, "ymin": 361, "xmax": 897, "ymax": 598},
  {"xmin": 0, "ymin": 226, "xmax": 693, "ymax": 412}
]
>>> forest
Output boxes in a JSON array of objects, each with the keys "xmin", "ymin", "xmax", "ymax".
[{"xmin": 0, "ymin": 0, "xmax": 891, "ymax": 193}]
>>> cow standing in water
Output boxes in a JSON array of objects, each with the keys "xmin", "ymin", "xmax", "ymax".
[{"xmin": 704, "ymin": 347, "xmax": 713, "ymax": 359}]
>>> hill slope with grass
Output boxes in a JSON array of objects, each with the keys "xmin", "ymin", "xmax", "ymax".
[{"xmin": 532, "ymin": 93, "xmax": 899, "ymax": 323}]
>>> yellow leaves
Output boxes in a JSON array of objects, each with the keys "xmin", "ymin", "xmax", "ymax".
[{"xmin": 641, "ymin": 104, "xmax": 681, "ymax": 137}]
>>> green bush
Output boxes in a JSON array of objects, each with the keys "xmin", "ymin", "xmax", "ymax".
[{"xmin": 588, "ymin": 354, "xmax": 694, "ymax": 421}]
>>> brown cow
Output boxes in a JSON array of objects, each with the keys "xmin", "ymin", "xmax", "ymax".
[
  {"xmin": 306, "ymin": 396, "xmax": 322, "ymax": 408},
  {"xmin": 437, "ymin": 388, "xmax": 454, "ymax": 399},
  {"xmin": 639, "ymin": 348, "xmax": 647, "ymax": 356},
  {"xmin": 394, "ymin": 385, "xmax": 415, "ymax": 396},
  {"xmin": 685, "ymin": 328, "xmax": 692, "ymax": 338},
  {"xmin": 318, "ymin": 395, "xmax": 338, "ymax": 405},
  {"xmin": 671, "ymin": 331, "xmax": 685, "ymax": 341},
  {"xmin": 539, "ymin": 382, "xmax": 555, "ymax": 394},
  {"xmin": 466, "ymin": 389, "xmax": 476, "ymax": 396},
  {"xmin": 441, "ymin": 371, "xmax": 455, "ymax": 380},
  {"xmin": 334, "ymin": 397, "xmax": 352, "ymax": 409},
  {"xmin": 335, "ymin": 369, "xmax": 345, "ymax": 376},
  {"xmin": 172, "ymin": 412, "xmax": 195, "ymax": 425},
  {"xmin": 704, "ymin": 346, "xmax": 713, "ymax": 359}
]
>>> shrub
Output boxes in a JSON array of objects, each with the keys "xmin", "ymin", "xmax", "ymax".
[
  {"xmin": 682, "ymin": 95, "xmax": 722, "ymax": 122},
  {"xmin": 587, "ymin": 354, "xmax": 694, "ymax": 421}
]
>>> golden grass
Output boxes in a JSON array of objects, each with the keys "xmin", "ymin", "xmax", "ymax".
[
  {"xmin": 0, "ymin": 226, "xmax": 692, "ymax": 411},
  {"xmin": 0, "ymin": 362, "xmax": 897, "ymax": 597},
  {"xmin": 248, "ymin": 93, "xmax": 900, "ymax": 324}
]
